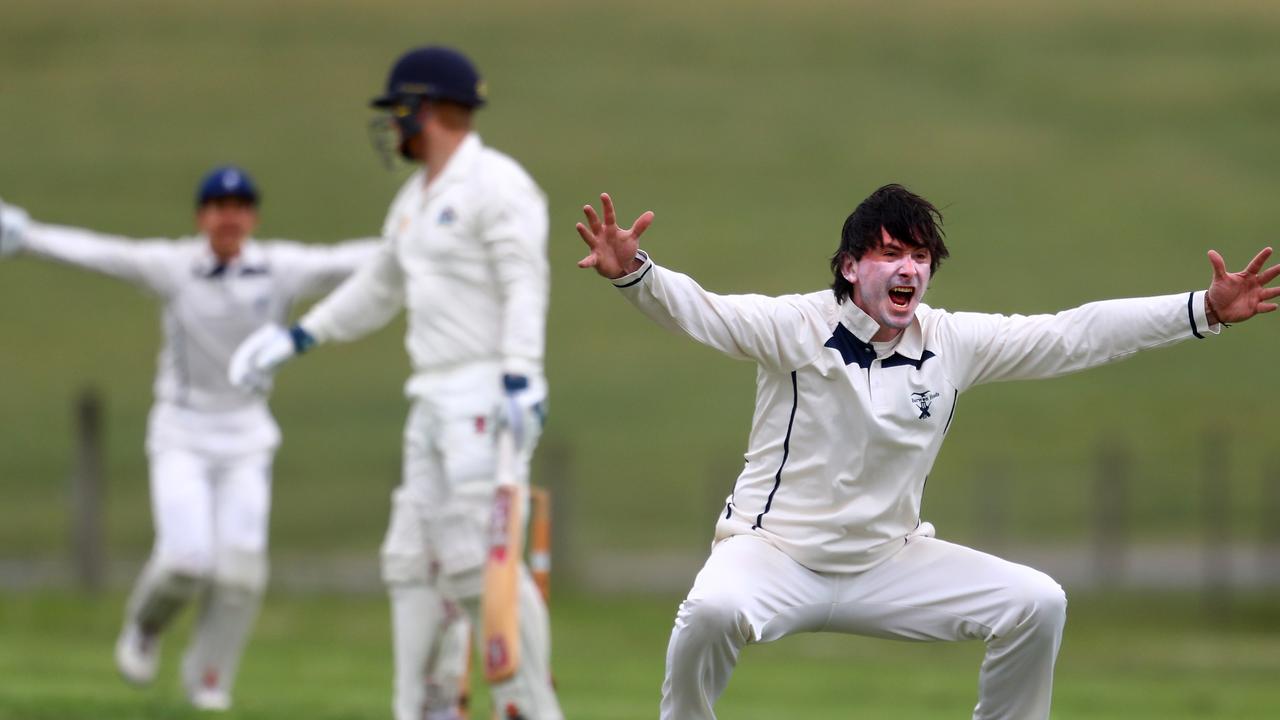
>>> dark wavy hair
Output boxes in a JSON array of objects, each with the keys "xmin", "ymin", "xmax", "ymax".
[{"xmin": 830, "ymin": 184, "xmax": 949, "ymax": 303}]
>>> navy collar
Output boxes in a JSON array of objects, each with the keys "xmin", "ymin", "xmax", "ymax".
[
  {"xmin": 192, "ymin": 240, "xmax": 268, "ymax": 278},
  {"xmin": 828, "ymin": 299, "xmax": 933, "ymax": 369}
]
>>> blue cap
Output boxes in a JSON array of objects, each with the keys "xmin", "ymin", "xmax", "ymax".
[
  {"xmin": 196, "ymin": 166, "xmax": 260, "ymax": 207},
  {"xmin": 371, "ymin": 46, "xmax": 487, "ymax": 109}
]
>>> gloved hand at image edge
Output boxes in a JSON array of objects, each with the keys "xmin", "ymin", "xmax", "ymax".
[{"xmin": 0, "ymin": 198, "xmax": 31, "ymax": 257}]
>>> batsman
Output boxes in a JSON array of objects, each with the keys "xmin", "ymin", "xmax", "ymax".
[{"xmin": 230, "ymin": 46, "xmax": 561, "ymax": 720}]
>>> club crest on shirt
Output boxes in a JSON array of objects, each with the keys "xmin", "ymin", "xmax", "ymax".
[
  {"xmin": 437, "ymin": 207, "xmax": 457, "ymax": 226},
  {"xmin": 911, "ymin": 390, "xmax": 941, "ymax": 419}
]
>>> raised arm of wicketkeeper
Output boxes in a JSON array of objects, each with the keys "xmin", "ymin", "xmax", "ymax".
[
  {"xmin": 1, "ymin": 197, "xmax": 182, "ymax": 295},
  {"xmin": 576, "ymin": 192, "xmax": 848, "ymax": 373},
  {"xmin": 271, "ymin": 238, "xmax": 384, "ymax": 300},
  {"xmin": 229, "ymin": 238, "xmax": 406, "ymax": 391}
]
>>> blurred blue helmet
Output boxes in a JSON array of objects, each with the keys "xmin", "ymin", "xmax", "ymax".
[
  {"xmin": 371, "ymin": 46, "xmax": 487, "ymax": 110},
  {"xmin": 369, "ymin": 47, "xmax": 486, "ymax": 164},
  {"xmin": 195, "ymin": 166, "xmax": 259, "ymax": 208}
]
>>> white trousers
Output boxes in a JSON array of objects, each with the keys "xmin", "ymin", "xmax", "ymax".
[
  {"xmin": 122, "ymin": 447, "xmax": 272, "ymax": 701},
  {"xmin": 662, "ymin": 533, "xmax": 1066, "ymax": 720},
  {"xmin": 382, "ymin": 384, "xmax": 562, "ymax": 720},
  {"xmin": 148, "ymin": 448, "xmax": 272, "ymax": 577}
]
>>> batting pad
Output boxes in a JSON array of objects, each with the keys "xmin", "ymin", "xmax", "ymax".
[
  {"xmin": 214, "ymin": 547, "xmax": 268, "ymax": 592},
  {"xmin": 126, "ymin": 559, "xmax": 206, "ymax": 635},
  {"xmin": 181, "ymin": 583, "xmax": 263, "ymax": 703}
]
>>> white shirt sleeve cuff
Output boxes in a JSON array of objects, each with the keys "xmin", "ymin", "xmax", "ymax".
[
  {"xmin": 611, "ymin": 251, "xmax": 653, "ymax": 288},
  {"xmin": 1188, "ymin": 290, "xmax": 1220, "ymax": 338}
]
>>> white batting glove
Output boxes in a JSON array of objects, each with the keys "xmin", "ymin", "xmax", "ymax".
[
  {"xmin": 498, "ymin": 374, "xmax": 547, "ymax": 452},
  {"xmin": 229, "ymin": 323, "xmax": 315, "ymax": 393},
  {"xmin": 0, "ymin": 198, "xmax": 30, "ymax": 257}
]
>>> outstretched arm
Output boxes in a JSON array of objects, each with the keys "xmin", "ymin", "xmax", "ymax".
[
  {"xmin": 576, "ymin": 193, "xmax": 654, "ymax": 279},
  {"xmin": 0, "ymin": 198, "xmax": 176, "ymax": 294},
  {"xmin": 278, "ymin": 238, "xmax": 384, "ymax": 299},
  {"xmin": 228, "ymin": 241, "xmax": 405, "ymax": 392},
  {"xmin": 1204, "ymin": 247, "xmax": 1280, "ymax": 325},
  {"xmin": 943, "ymin": 246, "xmax": 1280, "ymax": 390},
  {"xmin": 575, "ymin": 193, "xmax": 826, "ymax": 372}
]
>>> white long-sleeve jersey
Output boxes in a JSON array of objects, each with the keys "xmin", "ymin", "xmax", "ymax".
[
  {"xmin": 614, "ymin": 253, "xmax": 1219, "ymax": 573},
  {"xmin": 299, "ymin": 133, "xmax": 549, "ymax": 393},
  {"xmin": 22, "ymin": 222, "xmax": 378, "ymax": 452}
]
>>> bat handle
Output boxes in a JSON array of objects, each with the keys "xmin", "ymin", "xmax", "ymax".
[{"xmin": 495, "ymin": 426, "xmax": 519, "ymax": 488}]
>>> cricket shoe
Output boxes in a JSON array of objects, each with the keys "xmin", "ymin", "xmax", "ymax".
[
  {"xmin": 183, "ymin": 657, "xmax": 232, "ymax": 711},
  {"xmin": 189, "ymin": 687, "xmax": 232, "ymax": 712},
  {"xmin": 114, "ymin": 623, "xmax": 160, "ymax": 686}
]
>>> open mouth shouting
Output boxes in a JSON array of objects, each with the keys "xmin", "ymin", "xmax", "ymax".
[{"xmin": 888, "ymin": 285, "xmax": 916, "ymax": 308}]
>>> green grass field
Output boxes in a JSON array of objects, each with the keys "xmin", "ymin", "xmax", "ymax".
[
  {"xmin": 3, "ymin": 2, "xmax": 1280, "ymax": 716},
  {"xmin": 2, "ymin": 591, "xmax": 1279, "ymax": 719}
]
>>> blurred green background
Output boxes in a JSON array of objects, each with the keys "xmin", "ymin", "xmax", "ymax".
[{"xmin": 2, "ymin": 0, "xmax": 1279, "ymax": 717}]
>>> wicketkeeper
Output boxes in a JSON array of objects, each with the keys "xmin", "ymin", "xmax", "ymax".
[
  {"xmin": 0, "ymin": 169, "xmax": 377, "ymax": 710},
  {"xmin": 229, "ymin": 46, "xmax": 561, "ymax": 720}
]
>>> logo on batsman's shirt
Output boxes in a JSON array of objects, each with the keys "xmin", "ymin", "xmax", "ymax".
[
  {"xmin": 911, "ymin": 390, "xmax": 941, "ymax": 419},
  {"xmin": 438, "ymin": 207, "xmax": 457, "ymax": 225}
]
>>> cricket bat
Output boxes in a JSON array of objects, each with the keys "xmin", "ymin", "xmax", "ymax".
[{"xmin": 482, "ymin": 427, "xmax": 522, "ymax": 683}]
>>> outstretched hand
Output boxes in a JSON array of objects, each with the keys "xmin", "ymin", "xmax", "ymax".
[
  {"xmin": 1205, "ymin": 247, "xmax": 1280, "ymax": 325},
  {"xmin": 576, "ymin": 193, "xmax": 654, "ymax": 279},
  {"xmin": 0, "ymin": 197, "xmax": 31, "ymax": 257}
]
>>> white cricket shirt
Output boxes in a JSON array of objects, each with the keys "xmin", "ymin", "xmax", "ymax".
[
  {"xmin": 22, "ymin": 223, "xmax": 377, "ymax": 454},
  {"xmin": 300, "ymin": 133, "xmax": 549, "ymax": 394},
  {"xmin": 614, "ymin": 253, "xmax": 1218, "ymax": 573}
]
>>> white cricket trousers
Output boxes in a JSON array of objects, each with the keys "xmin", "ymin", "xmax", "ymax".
[
  {"xmin": 148, "ymin": 448, "xmax": 272, "ymax": 574},
  {"xmin": 662, "ymin": 533, "xmax": 1067, "ymax": 720},
  {"xmin": 121, "ymin": 447, "xmax": 272, "ymax": 700}
]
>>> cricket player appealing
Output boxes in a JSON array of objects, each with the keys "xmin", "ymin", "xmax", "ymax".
[
  {"xmin": 229, "ymin": 47, "xmax": 562, "ymax": 720},
  {"xmin": 575, "ymin": 186, "xmax": 1280, "ymax": 720},
  {"xmin": 0, "ymin": 169, "xmax": 377, "ymax": 711}
]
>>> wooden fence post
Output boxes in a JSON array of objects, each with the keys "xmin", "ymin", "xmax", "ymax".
[
  {"xmin": 1201, "ymin": 429, "xmax": 1230, "ymax": 613},
  {"xmin": 975, "ymin": 459, "xmax": 1007, "ymax": 554},
  {"xmin": 70, "ymin": 388, "xmax": 106, "ymax": 593},
  {"xmin": 1262, "ymin": 467, "xmax": 1280, "ymax": 587},
  {"xmin": 1093, "ymin": 437, "xmax": 1129, "ymax": 589}
]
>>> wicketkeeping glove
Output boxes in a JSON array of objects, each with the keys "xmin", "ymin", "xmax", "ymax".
[
  {"xmin": 498, "ymin": 374, "xmax": 547, "ymax": 452},
  {"xmin": 0, "ymin": 197, "xmax": 30, "ymax": 258},
  {"xmin": 228, "ymin": 323, "xmax": 316, "ymax": 393}
]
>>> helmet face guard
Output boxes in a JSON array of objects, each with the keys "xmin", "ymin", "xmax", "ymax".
[
  {"xmin": 368, "ymin": 46, "xmax": 485, "ymax": 167},
  {"xmin": 368, "ymin": 95, "xmax": 425, "ymax": 167}
]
